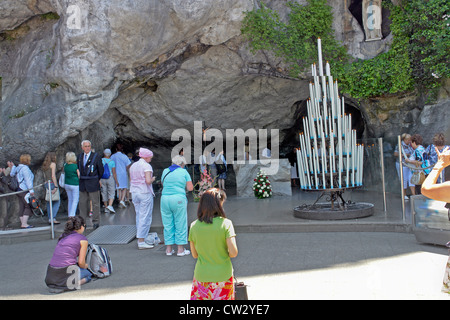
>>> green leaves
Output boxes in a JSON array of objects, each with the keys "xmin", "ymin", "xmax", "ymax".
[
  {"xmin": 241, "ymin": 0, "xmax": 348, "ymax": 78},
  {"xmin": 241, "ymin": 0, "xmax": 449, "ymax": 100}
]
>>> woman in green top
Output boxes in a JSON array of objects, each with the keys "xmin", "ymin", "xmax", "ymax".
[
  {"xmin": 63, "ymin": 152, "xmax": 80, "ymax": 217},
  {"xmin": 189, "ymin": 188, "xmax": 238, "ymax": 300}
]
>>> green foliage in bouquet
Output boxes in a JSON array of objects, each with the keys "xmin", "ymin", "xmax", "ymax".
[{"xmin": 252, "ymin": 169, "xmax": 273, "ymax": 199}]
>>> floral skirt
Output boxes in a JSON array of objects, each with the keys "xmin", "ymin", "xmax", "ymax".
[
  {"xmin": 190, "ymin": 276, "xmax": 235, "ymax": 300},
  {"xmin": 442, "ymin": 256, "xmax": 450, "ymax": 294}
]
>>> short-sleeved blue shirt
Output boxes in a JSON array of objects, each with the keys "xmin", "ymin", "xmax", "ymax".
[{"xmin": 161, "ymin": 167, "xmax": 191, "ymax": 196}]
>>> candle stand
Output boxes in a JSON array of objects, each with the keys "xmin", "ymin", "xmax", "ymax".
[{"xmin": 293, "ymin": 38, "xmax": 374, "ymax": 220}]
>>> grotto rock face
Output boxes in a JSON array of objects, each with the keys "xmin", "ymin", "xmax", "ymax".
[{"xmin": 0, "ymin": 0, "xmax": 448, "ymax": 169}]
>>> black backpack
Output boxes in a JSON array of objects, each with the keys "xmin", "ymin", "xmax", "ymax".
[{"xmin": 8, "ymin": 167, "xmax": 24, "ymax": 191}]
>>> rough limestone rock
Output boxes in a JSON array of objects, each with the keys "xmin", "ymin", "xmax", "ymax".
[
  {"xmin": 1, "ymin": 0, "xmax": 429, "ymax": 166},
  {"xmin": 233, "ymin": 159, "xmax": 292, "ymax": 197},
  {"xmin": 0, "ymin": 0, "xmax": 448, "ymax": 227}
]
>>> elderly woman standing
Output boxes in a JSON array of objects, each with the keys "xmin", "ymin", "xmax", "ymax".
[
  {"xmin": 64, "ymin": 152, "xmax": 80, "ymax": 217},
  {"xmin": 394, "ymin": 133, "xmax": 415, "ymax": 198},
  {"xmin": 42, "ymin": 152, "xmax": 61, "ymax": 225},
  {"xmin": 129, "ymin": 148, "xmax": 156, "ymax": 250},
  {"xmin": 8, "ymin": 154, "xmax": 35, "ymax": 228},
  {"xmin": 161, "ymin": 155, "xmax": 194, "ymax": 256}
]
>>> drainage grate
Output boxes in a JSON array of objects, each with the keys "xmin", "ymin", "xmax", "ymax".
[{"xmin": 87, "ymin": 225, "xmax": 136, "ymax": 245}]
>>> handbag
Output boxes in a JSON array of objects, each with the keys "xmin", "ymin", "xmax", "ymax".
[
  {"xmin": 410, "ymin": 170, "xmax": 425, "ymax": 185},
  {"xmin": 59, "ymin": 172, "xmax": 65, "ymax": 189},
  {"xmin": 45, "ymin": 187, "xmax": 60, "ymax": 202},
  {"xmin": 234, "ymin": 277, "xmax": 248, "ymax": 300}
]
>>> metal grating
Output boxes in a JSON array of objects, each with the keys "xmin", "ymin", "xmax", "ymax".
[{"xmin": 87, "ymin": 225, "xmax": 136, "ymax": 245}]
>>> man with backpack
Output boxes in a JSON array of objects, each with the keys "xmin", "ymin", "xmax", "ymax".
[
  {"xmin": 77, "ymin": 140, "xmax": 104, "ymax": 230},
  {"xmin": 101, "ymin": 149, "xmax": 118, "ymax": 213}
]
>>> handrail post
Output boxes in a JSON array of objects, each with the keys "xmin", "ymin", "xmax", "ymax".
[
  {"xmin": 398, "ymin": 136, "xmax": 406, "ymax": 222},
  {"xmin": 48, "ymin": 180, "xmax": 54, "ymax": 239}
]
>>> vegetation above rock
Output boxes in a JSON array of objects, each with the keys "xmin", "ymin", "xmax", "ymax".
[{"xmin": 241, "ymin": 0, "xmax": 449, "ymax": 100}]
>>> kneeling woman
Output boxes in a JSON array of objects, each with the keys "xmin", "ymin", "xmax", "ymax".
[
  {"xmin": 189, "ymin": 188, "xmax": 238, "ymax": 300},
  {"xmin": 45, "ymin": 216, "xmax": 92, "ymax": 293}
]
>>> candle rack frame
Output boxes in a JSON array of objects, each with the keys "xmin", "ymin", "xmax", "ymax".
[{"xmin": 293, "ymin": 38, "xmax": 374, "ymax": 220}]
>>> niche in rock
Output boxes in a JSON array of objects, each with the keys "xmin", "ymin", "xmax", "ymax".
[{"xmin": 348, "ymin": 0, "xmax": 392, "ymax": 41}]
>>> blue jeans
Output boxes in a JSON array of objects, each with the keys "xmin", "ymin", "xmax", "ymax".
[
  {"xmin": 79, "ymin": 267, "xmax": 92, "ymax": 284},
  {"xmin": 47, "ymin": 200, "xmax": 60, "ymax": 221}
]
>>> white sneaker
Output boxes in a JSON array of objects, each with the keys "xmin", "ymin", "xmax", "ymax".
[
  {"xmin": 177, "ymin": 249, "xmax": 190, "ymax": 257},
  {"xmin": 107, "ymin": 205, "xmax": 115, "ymax": 213},
  {"xmin": 119, "ymin": 201, "xmax": 126, "ymax": 208},
  {"xmin": 138, "ymin": 241, "xmax": 154, "ymax": 250}
]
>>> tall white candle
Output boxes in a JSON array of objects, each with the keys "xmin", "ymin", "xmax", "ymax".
[
  {"xmin": 326, "ymin": 61, "xmax": 330, "ymax": 77},
  {"xmin": 329, "ymin": 76, "xmax": 334, "ymax": 119},
  {"xmin": 360, "ymin": 144, "xmax": 364, "ymax": 186},
  {"xmin": 300, "ymin": 136, "xmax": 309, "ymax": 187},
  {"xmin": 314, "ymin": 76, "xmax": 320, "ymax": 104},
  {"xmin": 318, "ymin": 38, "xmax": 324, "ymax": 76},
  {"xmin": 312, "ymin": 148, "xmax": 318, "ymax": 189},
  {"xmin": 338, "ymin": 137, "xmax": 342, "ymax": 187},
  {"xmin": 321, "ymin": 146, "xmax": 326, "ymax": 189},
  {"xmin": 330, "ymin": 130, "xmax": 335, "ymax": 173},
  {"xmin": 296, "ymin": 149, "xmax": 303, "ymax": 188},
  {"xmin": 329, "ymin": 145, "xmax": 334, "ymax": 189},
  {"xmin": 357, "ymin": 144, "xmax": 362, "ymax": 186},
  {"xmin": 321, "ymin": 132, "xmax": 327, "ymax": 174},
  {"xmin": 351, "ymin": 131, "xmax": 355, "ymax": 187},
  {"xmin": 346, "ymin": 130, "xmax": 350, "ymax": 187}
]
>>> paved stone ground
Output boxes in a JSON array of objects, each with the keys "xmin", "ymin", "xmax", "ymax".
[{"xmin": 0, "ymin": 232, "xmax": 448, "ymax": 300}]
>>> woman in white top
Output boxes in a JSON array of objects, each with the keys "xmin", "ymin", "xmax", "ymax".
[{"xmin": 129, "ymin": 148, "xmax": 156, "ymax": 250}]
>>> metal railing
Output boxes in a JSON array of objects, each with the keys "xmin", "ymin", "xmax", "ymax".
[{"xmin": 0, "ymin": 180, "xmax": 56, "ymax": 239}]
